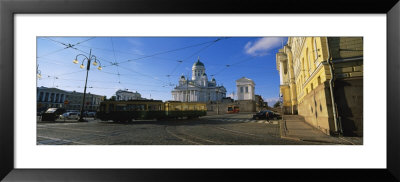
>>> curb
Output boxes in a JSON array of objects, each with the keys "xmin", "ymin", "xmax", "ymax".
[{"xmin": 279, "ymin": 118, "xmax": 289, "ymax": 138}]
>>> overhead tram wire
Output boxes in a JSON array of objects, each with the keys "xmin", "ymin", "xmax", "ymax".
[
  {"xmin": 168, "ymin": 38, "xmax": 223, "ymax": 77},
  {"xmin": 118, "ymin": 66, "xmax": 170, "ymax": 86},
  {"xmin": 41, "ymin": 70, "xmax": 86, "ymax": 77},
  {"xmin": 40, "ymin": 37, "xmax": 229, "ymax": 90},
  {"xmin": 38, "ymin": 37, "xmax": 98, "ymax": 61},
  {"xmin": 103, "ymin": 37, "xmax": 229, "ymax": 67},
  {"xmin": 110, "ymin": 37, "xmax": 123, "ymax": 85},
  {"xmin": 74, "ymin": 37, "xmax": 96, "ymax": 46},
  {"xmin": 210, "ymin": 56, "xmax": 256, "ymax": 77},
  {"xmin": 43, "ymin": 37, "xmax": 96, "ymax": 49},
  {"xmin": 75, "ymin": 44, "xmax": 177, "ymax": 62},
  {"xmin": 70, "ymin": 46, "xmax": 114, "ymax": 65},
  {"xmin": 52, "ymin": 77, "xmax": 165, "ymax": 87},
  {"xmin": 37, "ymin": 47, "xmax": 70, "ymax": 58}
]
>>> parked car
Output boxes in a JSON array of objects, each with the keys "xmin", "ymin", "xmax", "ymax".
[
  {"xmin": 41, "ymin": 108, "xmax": 66, "ymax": 121},
  {"xmin": 37, "ymin": 110, "xmax": 45, "ymax": 116},
  {"xmin": 60, "ymin": 112, "xmax": 80, "ymax": 120},
  {"xmin": 86, "ymin": 112, "xmax": 96, "ymax": 117},
  {"xmin": 252, "ymin": 110, "xmax": 281, "ymax": 120}
]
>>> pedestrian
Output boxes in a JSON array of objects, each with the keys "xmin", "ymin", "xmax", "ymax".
[{"xmin": 265, "ymin": 111, "xmax": 270, "ymax": 121}]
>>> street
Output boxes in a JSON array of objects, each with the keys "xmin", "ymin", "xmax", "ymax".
[{"xmin": 37, "ymin": 113, "xmax": 322, "ymax": 145}]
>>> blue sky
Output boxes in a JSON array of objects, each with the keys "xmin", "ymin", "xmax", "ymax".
[{"xmin": 37, "ymin": 37, "xmax": 287, "ymax": 105}]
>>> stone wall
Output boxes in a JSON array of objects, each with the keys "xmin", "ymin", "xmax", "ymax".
[
  {"xmin": 206, "ymin": 100, "xmax": 256, "ymax": 115},
  {"xmin": 334, "ymin": 77, "xmax": 363, "ymax": 136},
  {"xmin": 328, "ymin": 37, "xmax": 363, "ymax": 59},
  {"xmin": 297, "ymin": 78, "xmax": 363, "ymax": 136},
  {"xmin": 298, "ymin": 81, "xmax": 335, "ymax": 135}
]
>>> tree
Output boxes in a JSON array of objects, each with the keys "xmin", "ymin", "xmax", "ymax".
[
  {"xmin": 273, "ymin": 101, "xmax": 281, "ymax": 108},
  {"xmin": 104, "ymin": 96, "xmax": 116, "ymax": 101}
]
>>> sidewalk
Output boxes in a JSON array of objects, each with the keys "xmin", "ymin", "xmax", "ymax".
[{"xmin": 280, "ymin": 115, "xmax": 363, "ymax": 145}]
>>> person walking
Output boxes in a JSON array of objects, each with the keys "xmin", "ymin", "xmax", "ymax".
[{"xmin": 265, "ymin": 111, "xmax": 270, "ymax": 121}]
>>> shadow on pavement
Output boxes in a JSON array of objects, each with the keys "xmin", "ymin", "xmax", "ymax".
[{"xmin": 97, "ymin": 117, "xmax": 256, "ymax": 126}]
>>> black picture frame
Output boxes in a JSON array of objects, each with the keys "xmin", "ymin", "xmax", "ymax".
[{"xmin": 1, "ymin": 0, "xmax": 399, "ymax": 181}]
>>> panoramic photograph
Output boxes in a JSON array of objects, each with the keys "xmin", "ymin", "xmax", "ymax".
[{"xmin": 36, "ymin": 37, "xmax": 363, "ymax": 145}]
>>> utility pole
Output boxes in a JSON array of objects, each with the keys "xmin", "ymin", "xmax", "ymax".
[
  {"xmin": 73, "ymin": 49, "xmax": 102, "ymax": 122},
  {"xmin": 186, "ymin": 77, "xmax": 189, "ymax": 102},
  {"xmin": 186, "ymin": 72, "xmax": 190, "ymax": 102},
  {"xmin": 80, "ymin": 50, "xmax": 91, "ymax": 122},
  {"xmin": 216, "ymin": 88, "xmax": 219, "ymax": 115}
]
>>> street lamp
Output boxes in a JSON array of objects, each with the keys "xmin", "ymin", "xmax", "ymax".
[
  {"xmin": 36, "ymin": 64, "xmax": 42, "ymax": 79},
  {"xmin": 73, "ymin": 49, "xmax": 102, "ymax": 122}
]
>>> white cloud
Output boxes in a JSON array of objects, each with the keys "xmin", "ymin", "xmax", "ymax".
[
  {"xmin": 264, "ymin": 97, "xmax": 280, "ymax": 106},
  {"xmin": 244, "ymin": 37, "xmax": 286, "ymax": 56}
]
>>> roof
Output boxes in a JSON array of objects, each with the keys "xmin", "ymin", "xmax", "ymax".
[
  {"xmin": 236, "ymin": 77, "xmax": 255, "ymax": 85},
  {"xmin": 192, "ymin": 58, "xmax": 205, "ymax": 67}
]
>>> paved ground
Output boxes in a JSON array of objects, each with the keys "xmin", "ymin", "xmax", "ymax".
[
  {"xmin": 281, "ymin": 115, "xmax": 363, "ymax": 145},
  {"xmin": 37, "ymin": 113, "xmax": 323, "ymax": 145}
]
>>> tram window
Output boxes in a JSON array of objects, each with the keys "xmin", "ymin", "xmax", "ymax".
[
  {"xmin": 148, "ymin": 104, "xmax": 160, "ymax": 111},
  {"xmin": 100, "ymin": 104, "xmax": 106, "ymax": 112},
  {"xmin": 109, "ymin": 104, "xmax": 115, "ymax": 111},
  {"xmin": 116, "ymin": 105, "xmax": 128, "ymax": 111},
  {"xmin": 127, "ymin": 104, "xmax": 146, "ymax": 111},
  {"xmin": 174, "ymin": 105, "xmax": 181, "ymax": 111},
  {"xmin": 127, "ymin": 104, "xmax": 136, "ymax": 111},
  {"xmin": 182, "ymin": 105, "xmax": 188, "ymax": 111}
]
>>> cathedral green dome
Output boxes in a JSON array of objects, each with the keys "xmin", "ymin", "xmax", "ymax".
[{"xmin": 193, "ymin": 58, "xmax": 204, "ymax": 67}]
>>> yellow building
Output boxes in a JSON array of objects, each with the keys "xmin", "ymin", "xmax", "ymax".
[{"xmin": 276, "ymin": 37, "xmax": 363, "ymax": 136}]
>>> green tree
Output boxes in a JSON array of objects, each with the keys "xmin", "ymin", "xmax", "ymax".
[{"xmin": 273, "ymin": 101, "xmax": 281, "ymax": 108}]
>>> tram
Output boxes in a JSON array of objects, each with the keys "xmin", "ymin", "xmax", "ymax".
[{"xmin": 96, "ymin": 100, "xmax": 206, "ymax": 122}]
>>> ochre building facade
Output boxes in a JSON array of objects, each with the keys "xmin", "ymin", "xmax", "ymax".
[{"xmin": 276, "ymin": 37, "xmax": 363, "ymax": 136}]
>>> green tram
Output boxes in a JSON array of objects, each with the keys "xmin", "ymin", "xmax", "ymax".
[{"xmin": 96, "ymin": 100, "xmax": 207, "ymax": 122}]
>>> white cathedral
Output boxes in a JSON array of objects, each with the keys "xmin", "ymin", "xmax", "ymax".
[{"xmin": 171, "ymin": 58, "xmax": 226, "ymax": 102}]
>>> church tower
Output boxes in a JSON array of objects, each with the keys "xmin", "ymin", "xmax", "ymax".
[
  {"xmin": 192, "ymin": 57, "xmax": 205, "ymax": 81},
  {"xmin": 236, "ymin": 77, "xmax": 255, "ymax": 100}
]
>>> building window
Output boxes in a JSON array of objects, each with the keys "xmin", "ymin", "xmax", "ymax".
[
  {"xmin": 45, "ymin": 92, "xmax": 49, "ymax": 102},
  {"xmin": 245, "ymin": 87, "xmax": 248, "ymax": 93},
  {"xmin": 240, "ymin": 87, "xmax": 244, "ymax": 93},
  {"xmin": 50, "ymin": 93, "xmax": 55, "ymax": 102},
  {"xmin": 306, "ymin": 47, "xmax": 310, "ymax": 71},
  {"xmin": 313, "ymin": 38, "xmax": 319, "ymax": 61},
  {"xmin": 311, "ymin": 83, "xmax": 314, "ymax": 90},
  {"xmin": 38, "ymin": 92, "xmax": 44, "ymax": 102},
  {"xmin": 317, "ymin": 76, "xmax": 321, "ymax": 85}
]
